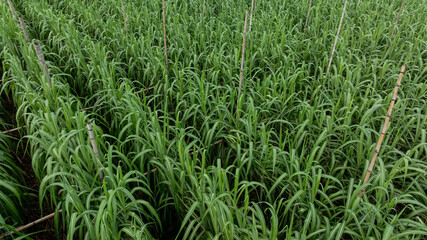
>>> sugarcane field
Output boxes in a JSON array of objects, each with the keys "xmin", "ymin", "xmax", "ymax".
[{"xmin": 0, "ymin": 0, "xmax": 426, "ymax": 239}]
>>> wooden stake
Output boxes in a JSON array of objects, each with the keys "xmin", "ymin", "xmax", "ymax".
[
  {"xmin": 190, "ymin": 139, "xmax": 224, "ymax": 156},
  {"xmin": 386, "ymin": 0, "xmax": 406, "ymax": 52},
  {"xmin": 33, "ymin": 41, "xmax": 51, "ymax": 86},
  {"xmin": 135, "ymin": 85, "xmax": 155, "ymax": 94},
  {"xmin": 326, "ymin": 0, "xmax": 348, "ymax": 75},
  {"xmin": 303, "ymin": 0, "xmax": 312, "ymax": 35},
  {"xmin": 7, "ymin": 0, "xmax": 16, "ymax": 20},
  {"xmin": 249, "ymin": 0, "xmax": 255, "ymax": 33},
  {"xmin": 18, "ymin": 15, "xmax": 31, "ymax": 43},
  {"xmin": 81, "ymin": 103, "xmax": 104, "ymax": 112},
  {"xmin": 358, "ymin": 65, "xmax": 406, "ymax": 198},
  {"xmin": 236, "ymin": 11, "xmax": 249, "ymax": 122},
  {"xmin": 0, "ymin": 210, "xmax": 62, "ymax": 239},
  {"xmin": 2, "ymin": 125, "xmax": 26, "ymax": 134},
  {"xmin": 121, "ymin": 0, "xmax": 127, "ymax": 31},
  {"xmin": 135, "ymin": 168, "xmax": 158, "ymax": 179},
  {"xmin": 86, "ymin": 122, "xmax": 104, "ymax": 182},
  {"xmin": 162, "ymin": 0, "xmax": 169, "ymax": 74},
  {"xmin": 203, "ymin": 0, "xmax": 205, "ymax": 17}
]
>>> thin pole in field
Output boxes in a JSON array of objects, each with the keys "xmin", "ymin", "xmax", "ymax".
[
  {"xmin": 303, "ymin": 0, "xmax": 312, "ymax": 35},
  {"xmin": 33, "ymin": 41, "xmax": 51, "ymax": 86},
  {"xmin": 358, "ymin": 65, "xmax": 406, "ymax": 198},
  {"xmin": 18, "ymin": 15, "xmax": 31, "ymax": 43},
  {"xmin": 326, "ymin": 0, "xmax": 348, "ymax": 76},
  {"xmin": 236, "ymin": 11, "xmax": 249, "ymax": 122},
  {"xmin": 2, "ymin": 125, "xmax": 26, "ymax": 134},
  {"xmin": 7, "ymin": 0, "xmax": 16, "ymax": 20},
  {"xmin": 386, "ymin": 0, "xmax": 406, "ymax": 52},
  {"xmin": 203, "ymin": 0, "xmax": 205, "ymax": 17},
  {"xmin": 162, "ymin": 0, "xmax": 169, "ymax": 74},
  {"xmin": 249, "ymin": 0, "xmax": 255, "ymax": 33},
  {"xmin": 121, "ymin": 0, "xmax": 127, "ymax": 31},
  {"xmin": 86, "ymin": 122, "xmax": 104, "ymax": 182},
  {"xmin": 0, "ymin": 210, "xmax": 62, "ymax": 239}
]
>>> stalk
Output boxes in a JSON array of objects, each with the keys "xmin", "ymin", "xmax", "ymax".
[
  {"xmin": 236, "ymin": 11, "xmax": 249, "ymax": 122},
  {"xmin": 203, "ymin": 0, "xmax": 205, "ymax": 17},
  {"xmin": 33, "ymin": 41, "xmax": 51, "ymax": 86},
  {"xmin": 18, "ymin": 15, "xmax": 31, "ymax": 43},
  {"xmin": 7, "ymin": 0, "xmax": 16, "ymax": 20},
  {"xmin": 190, "ymin": 139, "xmax": 224, "ymax": 155},
  {"xmin": 303, "ymin": 0, "xmax": 312, "ymax": 35},
  {"xmin": 326, "ymin": 0, "xmax": 348, "ymax": 75},
  {"xmin": 386, "ymin": 0, "xmax": 406, "ymax": 52},
  {"xmin": 0, "ymin": 210, "xmax": 62, "ymax": 239},
  {"xmin": 86, "ymin": 122, "xmax": 104, "ymax": 182},
  {"xmin": 2, "ymin": 125, "xmax": 26, "ymax": 134},
  {"xmin": 249, "ymin": 0, "xmax": 255, "ymax": 33},
  {"xmin": 358, "ymin": 65, "xmax": 406, "ymax": 198},
  {"xmin": 121, "ymin": 0, "xmax": 127, "ymax": 31},
  {"xmin": 162, "ymin": 0, "xmax": 169, "ymax": 74}
]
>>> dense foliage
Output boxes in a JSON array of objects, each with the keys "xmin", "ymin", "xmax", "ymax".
[{"xmin": 0, "ymin": 0, "xmax": 426, "ymax": 239}]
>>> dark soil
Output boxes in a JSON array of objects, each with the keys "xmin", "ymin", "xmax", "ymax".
[{"xmin": 1, "ymin": 88, "xmax": 65, "ymax": 239}]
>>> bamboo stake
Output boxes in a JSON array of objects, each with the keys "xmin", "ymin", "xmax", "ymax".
[
  {"xmin": 18, "ymin": 15, "xmax": 31, "ymax": 43},
  {"xmin": 236, "ymin": 11, "xmax": 249, "ymax": 122},
  {"xmin": 358, "ymin": 65, "xmax": 406, "ymax": 198},
  {"xmin": 135, "ymin": 85, "xmax": 155, "ymax": 94},
  {"xmin": 121, "ymin": 0, "xmax": 127, "ymax": 31},
  {"xmin": 385, "ymin": 0, "xmax": 406, "ymax": 52},
  {"xmin": 7, "ymin": 0, "xmax": 16, "ymax": 20},
  {"xmin": 0, "ymin": 210, "xmax": 62, "ymax": 239},
  {"xmin": 190, "ymin": 139, "xmax": 224, "ymax": 155},
  {"xmin": 81, "ymin": 103, "xmax": 104, "ymax": 111},
  {"xmin": 203, "ymin": 0, "xmax": 205, "ymax": 17},
  {"xmin": 249, "ymin": 0, "xmax": 255, "ymax": 33},
  {"xmin": 86, "ymin": 122, "xmax": 104, "ymax": 182},
  {"xmin": 162, "ymin": 0, "xmax": 169, "ymax": 74},
  {"xmin": 303, "ymin": 0, "xmax": 312, "ymax": 35},
  {"xmin": 326, "ymin": 0, "xmax": 348, "ymax": 76},
  {"xmin": 33, "ymin": 41, "xmax": 51, "ymax": 86},
  {"xmin": 2, "ymin": 125, "xmax": 26, "ymax": 134},
  {"xmin": 135, "ymin": 168, "xmax": 158, "ymax": 179}
]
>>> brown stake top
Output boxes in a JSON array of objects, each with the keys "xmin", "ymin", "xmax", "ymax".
[
  {"xmin": 304, "ymin": 0, "xmax": 313, "ymax": 35},
  {"xmin": 358, "ymin": 65, "xmax": 406, "ymax": 198},
  {"xmin": 236, "ymin": 11, "xmax": 249, "ymax": 122},
  {"xmin": 7, "ymin": 0, "xmax": 16, "ymax": 20},
  {"xmin": 121, "ymin": 0, "xmax": 127, "ymax": 31},
  {"xmin": 386, "ymin": 0, "xmax": 406, "ymax": 52},
  {"xmin": 162, "ymin": 0, "xmax": 169, "ymax": 74},
  {"xmin": 326, "ymin": 0, "xmax": 348, "ymax": 75},
  {"xmin": 0, "ymin": 210, "xmax": 62, "ymax": 239},
  {"xmin": 18, "ymin": 15, "xmax": 31, "ymax": 43},
  {"xmin": 33, "ymin": 41, "xmax": 52, "ymax": 86},
  {"xmin": 86, "ymin": 122, "xmax": 104, "ymax": 182}
]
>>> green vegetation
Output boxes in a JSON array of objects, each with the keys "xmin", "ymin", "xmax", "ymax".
[{"xmin": 0, "ymin": 0, "xmax": 426, "ymax": 239}]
